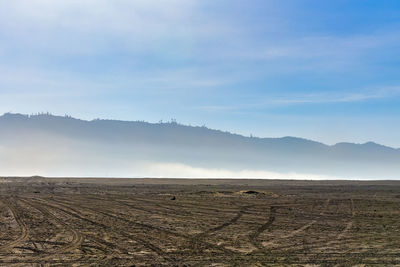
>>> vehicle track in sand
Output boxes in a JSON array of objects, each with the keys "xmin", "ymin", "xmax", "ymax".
[
  {"xmin": 296, "ymin": 198, "xmax": 355, "ymax": 253},
  {"xmin": 48, "ymin": 197, "xmax": 190, "ymax": 238},
  {"xmin": 127, "ymin": 195, "xmax": 242, "ymax": 215},
  {"xmin": 73, "ymin": 194, "xmax": 240, "ymax": 218},
  {"xmin": 50, "ymin": 196, "xmax": 240, "ymax": 257},
  {"xmin": 28, "ymin": 197, "xmax": 179, "ymax": 263},
  {"xmin": 260, "ymin": 199, "xmax": 331, "ymax": 249},
  {"xmin": 336, "ymin": 198, "xmax": 355, "ymax": 240},
  {"xmin": 0, "ymin": 199, "xmax": 29, "ymax": 252},
  {"xmin": 19, "ymin": 198, "xmax": 84, "ymax": 255},
  {"xmin": 200, "ymin": 205, "xmax": 251, "ymax": 236},
  {"xmin": 27, "ymin": 198, "xmax": 130, "ymax": 254},
  {"xmin": 57, "ymin": 198, "xmax": 237, "ymax": 257},
  {"xmin": 188, "ymin": 205, "xmax": 253, "ymax": 253},
  {"xmin": 302, "ymin": 198, "xmax": 356, "ymax": 263},
  {"xmin": 327, "ymin": 198, "xmax": 355, "ymax": 244},
  {"xmin": 249, "ymin": 206, "xmax": 276, "ymax": 249},
  {"xmin": 79, "ymin": 195, "xmax": 195, "ymax": 219}
]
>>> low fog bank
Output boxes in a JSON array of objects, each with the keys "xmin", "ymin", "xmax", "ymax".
[
  {"xmin": 0, "ymin": 113, "xmax": 399, "ymax": 179},
  {"xmin": 0, "ymin": 137, "xmax": 343, "ymax": 179}
]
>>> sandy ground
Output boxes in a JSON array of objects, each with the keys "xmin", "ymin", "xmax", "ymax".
[{"xmin": 0, "ymin": 177, "xmax": 399, "ymax": 266}]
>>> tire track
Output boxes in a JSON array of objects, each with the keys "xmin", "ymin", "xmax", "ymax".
[
  {"xmin": 264, "ymin": 199, "xmax": 355, "ymax": 254},
  {"xmin": 299, "ymin": 199, "xmax": 356, "ymax": 264},
  {"xmin": 32, "ymin": 197, "xmax": 237, "ymax": 258},
  {"xmin": 89, "ymin": 196, "xmax": 194, "ymax": 218},
  {"xmin": 189, "ymin": 205, "xmax": 251, "ymax": 252},
  {"xmin": 249, "ymin": 206, "xmax": 276, "ymax": 249},
  {"xmin": 261, "ymin": 199, "xmax": 330, "ymax": 248},
  {"xmin": 0, "ymin": 199, "xmax": 29, "ymax": 252},
  {"xmin": 70, "ymin": 194, "xmax": 239, "ymax": 217},
  {"xmin": 48, "ymin": 197, "xmax": 189, "ymax": 238},
  {"xmin": 66, "ymin": 199, "xmax": 236, "ymax": 257},
  {"xmin": 27, "ymin": 197, "xmax": 178, "ymax": 262},
  {"xmin": 201, "ymin": 205, "xmax": 251, "ymax": 236},
  {"xmin": 127, "ymin": 195, "xmax": 242, "ymax": 215},
  {"xmin": 19, "ymin": 199, "xmax": 83, "ymax": 255},
  {"xmin": 26, "ymin": 198, "xmax": 174, "ymax": 264},
  {"xmin": 331, "ymin": 198, "xmax": 355, "ymax": 242},
  {"xmin": 26, "ymin": 198, "xmax": 128, "ymax": 254}
]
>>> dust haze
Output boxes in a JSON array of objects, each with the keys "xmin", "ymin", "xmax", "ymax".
[{"xmin": 0, "ymin": 113, "xmax": 399, "ymax": 179}]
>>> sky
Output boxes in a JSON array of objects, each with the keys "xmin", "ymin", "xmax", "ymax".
[{"xmin": 1, "ymin": 0, "xmax": 400, "ymax": 147}]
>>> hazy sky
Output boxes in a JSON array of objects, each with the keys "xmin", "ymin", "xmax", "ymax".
[{"xmin": 1, "ymin": 1, "xmax": 400, "ymax": 147}]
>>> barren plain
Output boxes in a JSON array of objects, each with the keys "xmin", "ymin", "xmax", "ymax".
[{"xmin": 0, "ymin": 177, "xmax": 400, "ymax": 266}]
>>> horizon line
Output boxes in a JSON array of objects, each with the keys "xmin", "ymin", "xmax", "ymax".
[{"xmin": 1, "ymin": 175, "xmax": 399, "ymax": 182}]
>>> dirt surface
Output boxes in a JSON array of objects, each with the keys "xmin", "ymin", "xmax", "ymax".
[{"xmin": 0, "ymin": 177, "xmax": 400, "ymax": 266}]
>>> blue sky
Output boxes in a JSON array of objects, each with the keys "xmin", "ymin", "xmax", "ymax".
[{"xmin": 1, "ymin": 0, "xmax": 400, "ymax": 147}]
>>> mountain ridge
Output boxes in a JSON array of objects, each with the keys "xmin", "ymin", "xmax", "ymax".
[
  {"xmin": 0, "ymin": 112, "xmax": 399, "ymax": 179},
  {"xmin": 0, "ymin": 112, "xmax": 395, "ymax": 149}
]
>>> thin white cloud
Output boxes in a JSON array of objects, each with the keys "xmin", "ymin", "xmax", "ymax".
[
  {"xmin": 261, "ymin": 34, "xmax": 392, "ymax": 59},
  {"xmin": 1, "ymin": 0, "xmax": 198, "ymax": 32},
  {"xmin": 272, "ymin": 86, "xmax": 400, "ymax": 104},
  {"xmin": 195, "ymin": 86, "xmax": 400, "ymax": 112},
  {"xmin": 1, "ymin": 0, "xmax": 399, "ymax": 82},
  {"xmin": 0, "ymin": 0, "xmax": 227, "ymax": 56},
  {"xmin": 223, "ymin": 31, "xmax": 400, "ymax": 75}
]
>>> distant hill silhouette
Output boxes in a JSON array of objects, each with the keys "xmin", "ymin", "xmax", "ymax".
[{"xmin": 0, "ymin": 113, "xmax": 399, "ymax": 179}]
